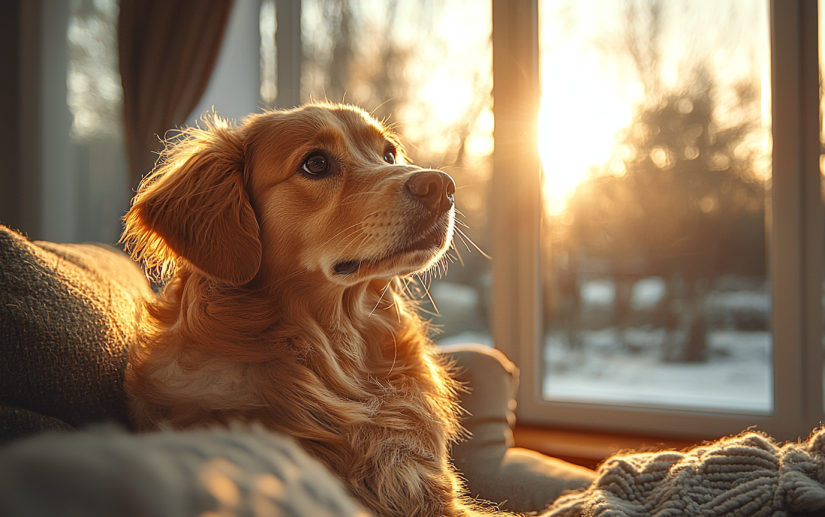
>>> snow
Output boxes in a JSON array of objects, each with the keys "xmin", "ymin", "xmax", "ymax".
[
  {"xmin": 631, "ymin": 277, "xmax": 666, "ymax": 310},
  {"xmin": 580, "ymin": 279, "xmax": 615, "ymax": 306},
  {"xmin": 706, "ymin": 290, "xmax": 770, "ymax": 313},
  {"xmin": 543, "ymin": 329, "xmax": 772, "ymax": 413},
  {"xmin": 437, "ymin": 331, "xmax": 494, "ymax": 348},
  {"xmin": 434, "ymin": 281, "xmax": 775, "ymax": 414},
  {"xmin": 436, "ymin": 328, "xmax": 773, "ymax": 414},
  {"xmin": 430, "ymin": 282, "xmax": 478, "ymax": 310}
]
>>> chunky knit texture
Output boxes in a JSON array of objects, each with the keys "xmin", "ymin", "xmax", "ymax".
[{"xmin": 544, "ymin": 429, "xmax": 825, "ymax": 517}]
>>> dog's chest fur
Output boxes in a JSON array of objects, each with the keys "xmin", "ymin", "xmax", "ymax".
[{"xmin": 128, "ymin": 286, "xmax": 463, "ymax": 516}]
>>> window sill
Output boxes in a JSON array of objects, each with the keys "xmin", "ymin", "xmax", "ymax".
[{"xmin": 513, "ymin": 423, "xmax": 702, "ymax": 470}]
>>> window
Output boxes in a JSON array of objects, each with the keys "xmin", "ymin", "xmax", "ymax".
[
  {"xmin": 24, "ymin": 0, "xmax": 263, "ymax": 245},
  {"xmin": 499, "ymin": 1, "xmax": 821, "ymax": 441},
  {"xmin": 224, "ymin": 5, "xmax": 824, "ymax": 443},
  {"xmin": 68, "ymin": 0, "xmax": 128, "ymax": 244},
  {"xmin": 541, "ymin": 2, "xmax": 772, "ymax": 413}
]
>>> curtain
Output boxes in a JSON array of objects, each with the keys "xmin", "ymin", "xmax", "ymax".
[{"xmin": 118, "ymin": 0, "xmax": 235, "ymax": 190}]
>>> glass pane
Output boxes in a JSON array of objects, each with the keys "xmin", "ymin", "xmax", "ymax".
[
  {"xmin": 68, "ymin": 0, "xmax": 129, "ymax": 244},
  {"xmin": 301, "ymin": 0, "xmax": 494, "ymax": 346},
  {"xmin": 820, "ymin": 1, "xmax": 825, "ymax": 413},
  {"xmin": 540, "ymin": 0, "xmax": 772, "ymax": 413},
  {"xmin": 260, "ymin": 0, "xmax": 277, "ymax": 106}
]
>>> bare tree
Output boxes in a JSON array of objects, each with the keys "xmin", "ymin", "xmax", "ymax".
[{"xmin": 548, "ymin": 0, "xmax": 767, "ymax": 362}]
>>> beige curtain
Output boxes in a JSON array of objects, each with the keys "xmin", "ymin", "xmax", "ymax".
[{"xmin": 119, "ymin": 0, "xmax": 235, "ymax": 190}]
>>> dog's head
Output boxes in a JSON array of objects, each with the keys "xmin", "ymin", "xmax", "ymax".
[{"xmin": 123, "ymin": 103, "xmax": 455, "ymax": 288}]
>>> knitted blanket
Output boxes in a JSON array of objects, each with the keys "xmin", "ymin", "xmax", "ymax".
[{"xmin": 543, "ymin": 429, "xmax": 825, "ymax": 517}]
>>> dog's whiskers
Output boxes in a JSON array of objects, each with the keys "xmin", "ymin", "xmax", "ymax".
[
  {"xmin": 416, "ymin": 273, "xmax": 439, "ymax": 314},
  {"xmin": 334, "ymin": 210, "xmax": 388, "ymax": 253},
  {"xmin": 338, "ymin": 229, "xmax": 367, "ymax": 252},
  {"xmin": 369, "ymin": 281, "xmax": 393, "ymax": 317},
  {"xmin": 445, "ymin": 251, "xmax": 461, "ymax": 269},
  {"xmin": 401, "ymin": 277, "xmax": 416, "ymax": 301},
  {"xmin": 455, "ymin": 231, "xmax": 473, "ymax": 254},
  {"xmin": 387, "ymin": 332, "xmax": 398, "ymax": 378},
  {"xmin": 401, "ymin": 277, "xmax": 435, "ymax": 316},
  {"xmin": 455, "ymin": 228, "xmax": 491, "ymax": 259},
  {"xmin": 320, "ymin": 209, "xmax": 387, "ymax": 252},
  {"xmin": 346, "ymin": 231, "xmax": 374, "ymax": 261},
  {"xmin": 449, "ymin": 241, "xmax": 466, "ymax": 267}
]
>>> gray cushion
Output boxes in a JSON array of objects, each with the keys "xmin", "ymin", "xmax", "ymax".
[
  {"xmin": 0, "ymin": 425, "xmax": 368, "ymax": 517},
  {"xmin": 0, "ymin": 226, "xmax": 153, "ymax": 440},
  {"xmin": 0, "ymin": 405, "xmax": 74, "ymax": 444}
]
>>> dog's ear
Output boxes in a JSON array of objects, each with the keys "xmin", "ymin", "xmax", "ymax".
[{"xmin": 122, "ymin": 117, "xmax": 262, "ymax": 285}]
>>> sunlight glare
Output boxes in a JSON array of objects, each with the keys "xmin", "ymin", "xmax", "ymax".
[
  {"xmin": 539, "ymin": 47, "xmax": 633, "ymax": 215},
  {"xmin": 421, "ymin": 67, "xmax": 474, "ymax": 124}
]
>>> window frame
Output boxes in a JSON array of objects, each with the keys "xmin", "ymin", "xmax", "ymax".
[{"xmin": 492, "ymin": 0, "xmax": 824, "ymax": 442}]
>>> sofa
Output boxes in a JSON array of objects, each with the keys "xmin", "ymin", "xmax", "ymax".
[
  {"xmin": 0, "ymin": 225, "xmax": 596, "ymax": 516},
  {"xmin": 7, "ymin": 224, "xmax": 825, "ymax": 517}
]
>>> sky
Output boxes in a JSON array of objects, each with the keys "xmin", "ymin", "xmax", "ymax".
[{"xmin": 538, "ymin": 0, "xmax": 770, "ymax": 214}]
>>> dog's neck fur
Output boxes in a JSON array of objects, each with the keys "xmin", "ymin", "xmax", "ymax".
[
  {"xmin": 168, "ymin": 267, "xmax": 407, "ymax": 359},
  {"xmin": 129, "ymin": 263, "xmax": 457, "ymax": 429}
]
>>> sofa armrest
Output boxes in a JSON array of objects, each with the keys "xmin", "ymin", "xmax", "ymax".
[{"xmin": 441, "ymin": 343, "xmax": 595, "ymax": 513}]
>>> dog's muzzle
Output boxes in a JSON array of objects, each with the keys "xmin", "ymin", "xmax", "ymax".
[{"xmin": 332, "ymin": 170, "xmax": 456, "ymax": 278}]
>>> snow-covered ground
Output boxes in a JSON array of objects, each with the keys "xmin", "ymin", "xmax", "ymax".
[
  {"xmin": 548, "ymin": 279, "xmax": 772, "ymax": 412},
  {"xmin": 438, "ymin": 331, "xmax": 494, "ymax": 348},
  {"xmin": 433, "ymin": 278, "xmax": 776, "ymax": 414},
  {"xmin": 440, "ymin": 329, "xmax": 772, "ymax": 414},
  {"xmin": 543, "ymin": 329, "xmax": 772, "ymax": 413}
]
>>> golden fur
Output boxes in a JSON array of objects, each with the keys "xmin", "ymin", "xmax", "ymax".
[{"xmin": 122, "ymin": 104, "xmax": 500, "ymax": 516}]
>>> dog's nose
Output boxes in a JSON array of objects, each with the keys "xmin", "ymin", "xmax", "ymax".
[{"xmin": 404, "ymin": 171, "xmax": 455, "ymax": 214}]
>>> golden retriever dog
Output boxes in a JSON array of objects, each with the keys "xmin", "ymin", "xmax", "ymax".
[{"xmin": 122, "ymin": 103, "xmax": 499, "ymax": 516}]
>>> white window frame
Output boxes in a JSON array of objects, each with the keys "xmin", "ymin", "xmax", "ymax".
[{"xmin": 491, "ymin": 0, "xmax": 824, "ymax": 442}]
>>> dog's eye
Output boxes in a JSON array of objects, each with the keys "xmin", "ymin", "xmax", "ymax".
[
  {"xmin": 383, "ymin": 151, "xmax": 396, "ymax": 165},
  {"xmin": 302, "ymin": 154, "xmax": 329, "ymax": 176}
]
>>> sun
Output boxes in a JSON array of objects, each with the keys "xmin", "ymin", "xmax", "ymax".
[
  {"xmin": 537, "ymin": 4, "xmax": 637, "ymax": 217},
  {"xmin": 538, "ymin": 55, "xmax": 634, "ymax": 216}
]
